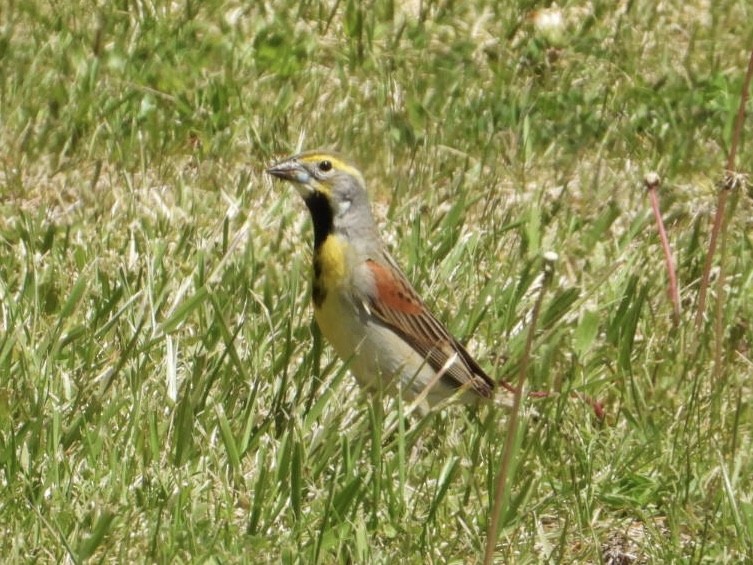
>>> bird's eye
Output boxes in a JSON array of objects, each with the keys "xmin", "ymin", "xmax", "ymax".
[{"xmin": 318, "ymin": 160, "xmax": 332, "ymax": 172}]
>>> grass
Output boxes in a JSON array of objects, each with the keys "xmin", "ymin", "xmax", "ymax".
[{"xmin": 1, "ymin": 0, "xmax": 752, "ymax": 562}]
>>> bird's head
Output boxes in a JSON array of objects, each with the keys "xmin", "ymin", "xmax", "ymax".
[
  {"xmin": 266, "ymin": 150, "xmax": 369, "ymax": 217},
  {"xmin": 267, "ymin": 150, "xmax": 378, "ymax": 248}
]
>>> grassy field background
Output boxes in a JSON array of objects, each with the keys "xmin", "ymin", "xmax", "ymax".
[{"xmin": 1, "ymin": 0, "xmax": 752, "ymax": 562}]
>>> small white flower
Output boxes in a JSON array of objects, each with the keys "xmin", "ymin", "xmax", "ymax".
[{"xmin": 533, "ymin": 6, "xmax": 565, "ymax": 44}]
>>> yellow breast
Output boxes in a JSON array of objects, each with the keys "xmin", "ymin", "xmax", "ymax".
[
  {"xmin": 313, "ymin": 235, "xmax": 349, "ymax": 305},
  {"xmin": 312, "ymin": 234, "xmax": 363, "ymax": 361}
]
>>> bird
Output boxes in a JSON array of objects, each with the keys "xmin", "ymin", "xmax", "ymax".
[{"xmin": 266, "ymin": 150, "xmax": 496, "ymax": 410}]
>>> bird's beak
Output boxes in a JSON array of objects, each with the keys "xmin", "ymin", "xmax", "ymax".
[
  {"xmin": 267, "ymin": 159, "xmax": 316, "ymax": 199},
  {"xmin": 266, "ymin": 160, "xmax": 311, "ymax": 185}
]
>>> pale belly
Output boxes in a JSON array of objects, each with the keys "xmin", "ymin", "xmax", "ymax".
[{"xmin": 314, "ymin": 291, "xmax": 456, "ymax": 407}]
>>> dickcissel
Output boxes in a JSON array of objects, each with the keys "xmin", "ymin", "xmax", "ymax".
[{"xmin": 267, "ymin": 150, "xmax": 496, "ymax": 410}]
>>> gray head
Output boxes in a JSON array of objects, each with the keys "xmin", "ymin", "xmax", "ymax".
[{"xmin": 266, "ymin": 150, "xmax": 380, "ymax": 250}]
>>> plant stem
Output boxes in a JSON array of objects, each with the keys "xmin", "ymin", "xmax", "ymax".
[
  {"xmin": 645, "ymin": 173, "xmax": 681, "ymax": 326},
  {"xmin": 695, "ymin": 47, "xmax": 753, "ymax": 328}
]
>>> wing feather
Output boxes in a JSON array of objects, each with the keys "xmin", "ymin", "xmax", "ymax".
[{"xmin": 363, "ymin": 256, "xmax": 494, "ymax": 399}]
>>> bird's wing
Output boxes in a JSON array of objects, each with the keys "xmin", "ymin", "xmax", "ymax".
[{"xmin": 361, "ymin": 255, "xmax": 494, "ymax": 399}]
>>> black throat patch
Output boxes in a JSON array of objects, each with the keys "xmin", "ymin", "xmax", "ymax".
[
  {"xmin": 305, "ymin": 192, "xmax": 334, "ymax": 250},
  {"xmin": 305, "ymin": 192, "xmax": 335, "ymax": 307}
]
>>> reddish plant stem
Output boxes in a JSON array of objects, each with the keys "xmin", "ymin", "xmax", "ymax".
[
  {"xmin": 498, "ymin": 381, "xmax": 605, "ymax": 420},
  {"xmin": 694, "ymin": 188, "xmax": 729, "ymax": 329},
  {"xmin": 645, "ymin": 174, "xmax": 681, "ymax": 326},
  {"xmin": 695, "ymin": 48, "xmax": 753, "ymax": 328}
]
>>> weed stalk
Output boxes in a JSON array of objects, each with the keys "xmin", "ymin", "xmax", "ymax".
[
  {"xmin": 695, "ymin": 48, "xmax": 753, "ymax": 328},
  {"xmin": 645, "ymin": 172, "xmax": 681, "ymax": 326}
]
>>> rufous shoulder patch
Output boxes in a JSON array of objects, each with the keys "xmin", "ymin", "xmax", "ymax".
[{"xmin": 366, "ymin": 259, "xmax": 422, "ymax": 315}]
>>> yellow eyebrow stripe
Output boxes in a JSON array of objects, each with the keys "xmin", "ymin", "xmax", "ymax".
[{"xmin": 300, "ymin": 153, "xmax": 364, "ymax": 185}]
